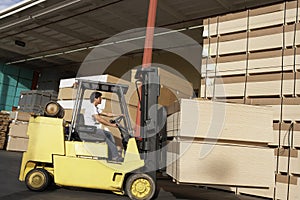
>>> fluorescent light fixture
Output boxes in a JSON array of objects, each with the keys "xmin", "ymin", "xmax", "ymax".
[
  {"xmin": 188, "ymin": 25, "xmax": 204, "ymax": 30},
  {"xmin": 88, "ymin": 42, "xmax": 115, "ymax": 49},
  {"xmin": 0, "ymin": 0, "xmax": 46, "ymax": 19},
  {"xmin": 44, "ymin": 52, "xmax": 64, "ymax": 57},
  {"xmin": 26, "ymin": 56, "xmax": 43, "ymax": 61},
  {"xmin": 64, "ymin": 47, "xmax": 87, "ymax": 54},
  {"xmin": 6, "ymin": 59, "xmax": 27, "ymax": 64}
]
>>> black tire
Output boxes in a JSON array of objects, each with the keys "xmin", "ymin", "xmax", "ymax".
[
  {"xmin": 25, "ymin": 168, "xmax": 51, "ymax": 191},
  {"xmin": 125, "ymin": 173, "xmax": 156, "ymax": 200}
]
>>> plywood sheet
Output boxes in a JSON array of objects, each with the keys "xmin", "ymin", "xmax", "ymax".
[
  {"xmin": 167, "ymin": 99, "xmax": 274, "ymax": 144},
  {"xmin": 166, "ymin": 140, "xmax": 275, "ymax": 187},
  {"xmin": 203, "ymin": 3, "xmax": 298, "ymax": 37},
  {"xmin": 277, "ymin": 148, "xmax": 300, "ymax": 175},
  {"xmin": 272, "ymin": 105, "xmax": 300, "ymax": 121},
  {"xmin": 271, "ymin": 130, "xmax": 300, "ymax": 148},
  {"xmin": 201, "ymin": 79, "xmax": 297, "ymax": 98},
  {"xmin": 249, "ymin": 7, "xmax": 299, "ymax": 29},
  {"xmin": 131, "ymin": 68, "xmax": 193, "ymax": 98},
  {"xmin": 8, "ymin": 122, "xmax": 28, "ymax": 138},
  {"xmin": 238, "ymin": 187, "xmax": 275, "ymax": 199},
  {"xmin": 202, "ymin": 48, "xmax": 300, "ymax": 76},
  {"xmin": 6, "ymin": 136, "xmax": 28, "ymax": 152},
  {"xmin": 276, "ymin": 175, "xmax": 300, "ymax": 200},
  {"xmin": 204, "ymin": 28, "xmax": 300, "ymax": 56}
]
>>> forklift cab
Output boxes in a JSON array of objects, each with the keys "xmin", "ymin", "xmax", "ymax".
[{"xmin": 67, "ymin": 79, "xmax": 133, "ymax": 152}]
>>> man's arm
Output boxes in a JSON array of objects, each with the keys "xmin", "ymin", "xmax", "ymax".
[
  {"xmin": 93, "ymin": 114, "xmax": 117, "ymax": 127},
  {"xmin": 100, "ymin": 111, "xmax": 123, "ymax": 118}
]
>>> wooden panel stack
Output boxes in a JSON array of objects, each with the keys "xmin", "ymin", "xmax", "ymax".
[
  {"xmin": 6, "ymin": 111, "xmax": 31, "ymax": 152},
  {"xmin": 0, "ymin": 112, "xmax": 10, "ymax": 149},
  {"xmin": 166, "ymin": 99, "xmax": 275, "ymax": 188},
  {"xmin": 131, "ymin": 68, "xmax": 194, "ymax": 107},
  {"xmin": 202, "ymin": 1, "xmax": 300, "ymax": 199}
]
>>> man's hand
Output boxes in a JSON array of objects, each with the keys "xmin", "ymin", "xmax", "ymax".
[{"xmin": 112, "ymin": 123, "xmax": 118, "ymax": 128}]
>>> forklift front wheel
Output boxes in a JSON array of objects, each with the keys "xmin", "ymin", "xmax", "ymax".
[
  {"xmin": 25, "ymin": 168, "xmax": 51, "ymax": 191},
  {"xmin": 125, "ymin": 173, "xmax": 155, "ymax": 200}
]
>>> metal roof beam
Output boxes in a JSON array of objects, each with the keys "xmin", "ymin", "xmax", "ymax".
[
  {"xmin": 158, "ymin": 1, "xmax": 187, "ymax": 21},
  {"xmin": 215, "ymin": 0, "xmax": 233, "ymax": 11},
  {"xmin": 34, "ymin": 20, "xmax": 96, "ymax": 45},
  {"xmin": 65, "ymin": 14, "xmax": 117, "ymax": 36}
]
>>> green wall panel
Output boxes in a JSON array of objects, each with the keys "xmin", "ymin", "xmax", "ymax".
[
  {"xmin": 3, "ymin": 65, "xmax": 19, "ymax": 76},
  {"xmin": 19, "ymin": 68, "xmax": 33, "ymax": 79},
  {"xmin": 17, "ymin": 78, "xmax": 32, "ymax": 89}
]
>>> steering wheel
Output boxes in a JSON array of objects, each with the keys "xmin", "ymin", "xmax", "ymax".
[{"xmin": 110, "ymin": 115, "xmax": 130, "ymax": 150}]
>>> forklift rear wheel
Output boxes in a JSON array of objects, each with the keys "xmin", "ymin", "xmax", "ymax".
[
  {"xmin": 25, "ymin": 168, "xmax": 51, "ymax": 191},
  {"xmin": 125, "ymin": 173, "xmax": 155, "ymax": 200}
]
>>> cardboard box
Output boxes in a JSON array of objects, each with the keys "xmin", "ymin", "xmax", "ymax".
[
  {"xmin": 6, "ymin": 136, "xmax": 28, "ymax": 152},
  {"xmin": 8, "ymin": 122, "xmax": 28, "ymax": 138},
  {"xmin": 9, "ymin": 111, "xmax": 31, "ymax": 122}
]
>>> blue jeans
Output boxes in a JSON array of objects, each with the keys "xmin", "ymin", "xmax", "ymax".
[{"xmin": 96, "ymin": 129, "xmax": 119, "ymax": 159}]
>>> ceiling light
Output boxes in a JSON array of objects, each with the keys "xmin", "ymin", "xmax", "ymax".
[{"xmin": 15, "ymin": 40, "xmax": 26, "ymax": 47}]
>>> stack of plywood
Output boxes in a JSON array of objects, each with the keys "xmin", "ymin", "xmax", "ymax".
[
  {"xmin": 0, "ymin": 112, "xmax": 10, "ymax": 149},
  {"xmin": 6, "ymin": 111, "xmax": 31, "ymax": 152},
  {"xmin": 166, "ymin": 99, "xmax": 275, "ymax": 188},
  {"xmin": 131, "ymin": 68, "xmax": 194, "ymax": 107},
  {"xmin": 202, "ymin": 1, "xmax": 300, "ymax": 199},
  {"xmin": 58, "ymin": 75, "xmax": 138, "ymax": 149}
]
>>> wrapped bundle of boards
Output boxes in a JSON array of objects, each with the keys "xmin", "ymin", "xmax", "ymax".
[
  {"xmin": 202, "ymin": 0, "xmax": 300, "ymax": 199},
  {"xmin": 6, "ymin": 111, "xmax": 31, "ymax": 152},
  {"xmin": 166, "ymin": 99, "xmax": 275, "ymax": 188},
  {"xmin": 0, "ymin": 112, "xmax": 10, "ymax": 149}
]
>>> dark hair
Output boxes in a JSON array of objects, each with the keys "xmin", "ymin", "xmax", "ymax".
[{"xmin": 90, "ymin": 92, "xmax": 102, "ymax": 103}]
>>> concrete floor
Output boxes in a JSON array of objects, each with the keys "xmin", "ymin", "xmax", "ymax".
[{"xmin": 0, "ymin": 150, "xmax": 266, "ymax": 200}]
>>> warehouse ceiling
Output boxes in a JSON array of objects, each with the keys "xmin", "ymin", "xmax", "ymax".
[{"xmin": 0, "ymin": 0, "xmax": 290, "ymax": 71}]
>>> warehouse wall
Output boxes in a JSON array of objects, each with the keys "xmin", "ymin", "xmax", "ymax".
[{"xmin": 37, "ymin": 68, "xmax": 77, "ymax": 91}]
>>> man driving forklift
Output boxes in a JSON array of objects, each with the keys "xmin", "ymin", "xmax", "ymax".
[{"xmin": 84, "ymin": 91, "xmax": 123, "ymax": 162}]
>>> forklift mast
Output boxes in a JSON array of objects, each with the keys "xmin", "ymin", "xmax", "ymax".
[{"xmin": 135, "ymin": 67, "xmax": 160, "ymax": 181}]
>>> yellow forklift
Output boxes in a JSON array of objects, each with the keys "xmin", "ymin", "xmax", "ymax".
[{"xmin": 19, "ymin": 68, "xmax": 161, "ymax": 200}]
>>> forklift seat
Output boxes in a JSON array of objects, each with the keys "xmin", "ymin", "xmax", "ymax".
[
  {"xmin": 76, "ymin": 114, "xmax": 106, "ymax": 143},
  {"xmin": 76, "ymin": 125, "xmax": 106, "ymax": 143}
]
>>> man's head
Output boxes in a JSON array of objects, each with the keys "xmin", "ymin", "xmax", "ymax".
[{"xmin": 90, "ymin": 91, "xmax": 102, "ymax": 104}]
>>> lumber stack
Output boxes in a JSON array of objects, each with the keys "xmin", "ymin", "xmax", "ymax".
[
  {"xmin": 58, "ymin": 75, "xmax": 138, "ymax": 149},
  {"xmin": 0, "ymin": 112, "xmax": 11, "ymax": 149},
  {"xmin": 131, "ymin": 68, "xmax": 194, "ymax": 107},
  {"xmin": 202, "ymin": 1, "xmax": 300, "ymax": 199},
  {"xmin": 6, "ymin": 111, "xmax": 31, "ymax": 152},
  {"xmin": 166, "ymin": 99, "xmax": 275, "ymax": 188}
]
